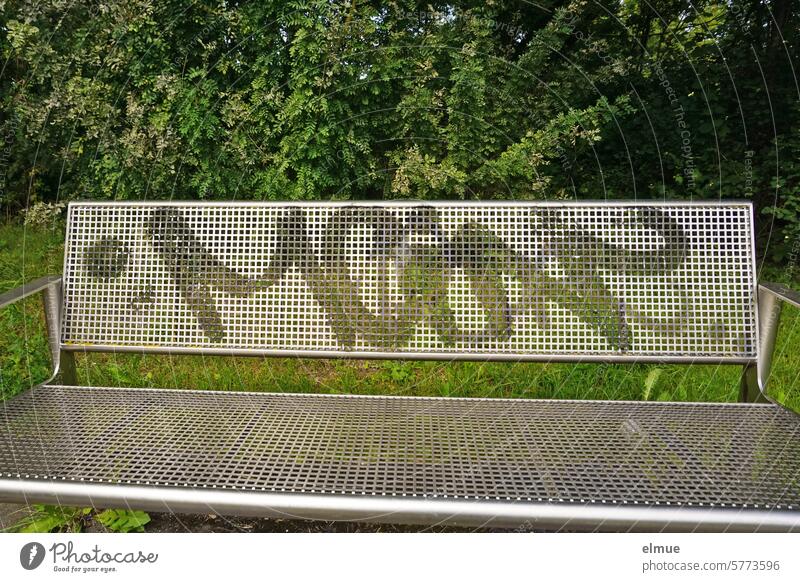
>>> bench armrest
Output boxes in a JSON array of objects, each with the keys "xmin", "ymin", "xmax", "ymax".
[
  {"xmin": 744, "ymin": 282, "xmax": 800, "ymax": 403},
  {"xmin": 759, "ymin": 282, "xmax": 800, "ymax": 309},
  {"xmin": 0, "ymin": 276, "xmax": 63, "ymax": 381},
  {"xmin": 0, "ymin": 275, "xmax": 62, "ymax": 308}
]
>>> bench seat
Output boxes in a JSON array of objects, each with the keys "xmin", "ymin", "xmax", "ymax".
[{"xmin": 2, "ymin": 385, "xmax": 798, "ymax": 531}]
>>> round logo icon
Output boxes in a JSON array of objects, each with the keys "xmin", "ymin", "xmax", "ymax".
[{"xmin": 20, "ymin": 542, "xmax": 46, "ymax": 570}]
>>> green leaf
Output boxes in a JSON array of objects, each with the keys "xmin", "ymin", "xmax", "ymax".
[{"xmin": 96, "ymin": 509, "xmax": 151, "ymax": 533}]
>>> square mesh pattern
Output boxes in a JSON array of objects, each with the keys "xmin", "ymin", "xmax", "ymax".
[
  {"xmin": 60, "ymin": 202, "xmax": 757, "ymax": 358},
  {"xmin": 1, "ymin": 386, "xmax": 798, "ymax": 509}
]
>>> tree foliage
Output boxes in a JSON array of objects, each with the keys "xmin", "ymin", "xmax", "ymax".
[{"xmin": 1, "ymin": 0, "xmax": 797, "ymax": 260}]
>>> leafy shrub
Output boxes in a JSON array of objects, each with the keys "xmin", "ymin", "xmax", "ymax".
[
  {"xmin": 95, "ymin": 509, "xmax": 152, "ymax": 533},
  {"xmin": 6, "ymin": 505, "xmax": 92, "ymax": 533},
  {"xmin": 22, "ymin": 202, "xmax": 67, "ymax": 230},
  {"xmin": 0, "ymin": 1, "xmax": 795, "ymax": 262},
  {"xmin": 5, "ymin": 505, "xmax": 151, "ymax": 533}
]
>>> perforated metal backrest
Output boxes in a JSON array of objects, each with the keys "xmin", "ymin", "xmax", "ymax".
[{"xmin": 61, "ymin": 201, "xmax": 758, "ymax": 362}]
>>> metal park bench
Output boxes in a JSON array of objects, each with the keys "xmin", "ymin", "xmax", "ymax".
[{"xmin": 1, "ymin": 201, "xmax": 799, "ymax": 532}]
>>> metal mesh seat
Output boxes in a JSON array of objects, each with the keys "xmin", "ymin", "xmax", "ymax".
[{"xmin": 1, "ymin": 386, "xmax": 798, "ymax": 530}]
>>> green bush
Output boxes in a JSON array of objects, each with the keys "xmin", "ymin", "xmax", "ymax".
[
  {"xmin": 1, "ymin": 1, "xmax": 797, "ymax": 261},
  {"xmin": 5, "ymin": 505, "xmax": 151, "ymax": 533}
]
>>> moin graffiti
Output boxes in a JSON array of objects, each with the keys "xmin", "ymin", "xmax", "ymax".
[{"xmin": 84, "ymin": 206, "xmax": 694, "ymax": 350}]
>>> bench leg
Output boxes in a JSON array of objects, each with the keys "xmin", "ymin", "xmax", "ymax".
[
  {"xmin": 57, "ymin": 351, "xmax": 78, "ymax": 385},
  {"xmin": 40, "ymin": 282, "xmax": 77, "ymax": 386},
  {"xmin": 740, "ymin": 364, "xmax": 768, "ymax": 403}
]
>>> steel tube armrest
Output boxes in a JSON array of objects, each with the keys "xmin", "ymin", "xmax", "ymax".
[
  {"xmin": 747, "ymin": 282, "xmax": 800, "ymax": 401},
  {"xmin": 0, "ymin": 276, "xmax": 62, "ymax": 308},
  {"xmin": 0, "ymin": 276, "xmax": 63, "ymax": 380},
  {"xmin": 760, "ymin": 282, "xmax": 800, "ymax": 309}
]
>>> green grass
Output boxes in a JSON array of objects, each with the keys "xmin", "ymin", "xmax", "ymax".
[
  {"xmin": 1, "ymin": 222, "xmax": 798, "ymax": 410},
  {"xmin": 0, "ymin": 224, "xmax": 66, "ymax": 398}
]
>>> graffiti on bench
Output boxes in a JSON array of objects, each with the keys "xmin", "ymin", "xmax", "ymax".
[{"xmin": 84, "ymin": 206, "xmax": 692, "ymax": 350}]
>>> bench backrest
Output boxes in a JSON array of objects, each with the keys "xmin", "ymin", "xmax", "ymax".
[{"xmin": 61, "ymin": 201, "xmax": 758, "ymax": 363}]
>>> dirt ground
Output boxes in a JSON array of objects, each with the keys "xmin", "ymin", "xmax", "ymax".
[
  {"xmin": 139, "ymin": 512, "xmax": 481, "ymax": 533},
  {"xmin": 0, "ymin": 503, "xmax": 492, "ymax": 533}
]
